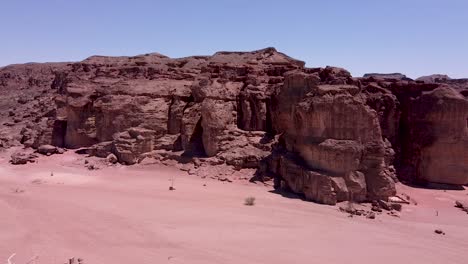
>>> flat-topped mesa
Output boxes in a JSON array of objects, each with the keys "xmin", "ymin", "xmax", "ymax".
[{"xmin": 1, "ymin": 48, "xmax": 467, "ymax": 205}]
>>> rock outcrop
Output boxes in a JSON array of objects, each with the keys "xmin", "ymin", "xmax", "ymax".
[
  {"xmin": 392, "ymin": 85, "xmax": 468, "ymax": 184},
  {"xmin": 264, "ymin": 68, "xmax": 396, "ymax": 204},
  {"xmin": 46, "ymin": 48, "xmax": 303, "ymax": 168},
  {"xmin": 1, "ymin": 48, "xmax": 467, "ymax": 205}
]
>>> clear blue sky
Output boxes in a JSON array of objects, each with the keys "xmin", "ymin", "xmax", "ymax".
[{"xmin": 1, "ymin": 0, "xmax": 467, "ymax": 78}]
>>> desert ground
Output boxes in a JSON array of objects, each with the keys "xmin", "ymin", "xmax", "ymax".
[{"xmin": 1, "ymin": 151, "xmax": 467, "ymax": 264}]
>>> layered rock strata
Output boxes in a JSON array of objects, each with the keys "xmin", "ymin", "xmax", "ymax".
[{"xmin": 1, "ymin": 48, "xmax": 466, "ymax": 205}]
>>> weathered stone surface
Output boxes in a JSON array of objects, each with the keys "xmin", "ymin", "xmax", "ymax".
[
  {"xmin": 266, "ymin": 70, "xmax": 398, "ymax": 203},
  {"xmin": 396, "ymin": 86, "xmax": 468, "ymax": 184},
  {"xmin": 1, "ymin": 47, "xmax": 467, "ymax": 204},
  {"xmin": 88, "ymin": 141, "xmax": 113, "ymax": 158},
  {"xmin": 200, "ymin": 99, "xmax": 234, "ymax": 157}
]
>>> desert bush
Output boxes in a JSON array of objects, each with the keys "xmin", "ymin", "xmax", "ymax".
[{"xmin": 244, "ymin": 196, "xmax": 255, "ymax": 206}]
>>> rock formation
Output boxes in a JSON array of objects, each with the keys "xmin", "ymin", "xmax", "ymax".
[{"xmin": 1, "ymin": 48, "xmax": 467, "ymax": 205}]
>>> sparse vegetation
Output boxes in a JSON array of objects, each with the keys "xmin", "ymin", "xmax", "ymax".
[
  {"xmin": 31, "ymin": 179, "xmax": 43, "ymax": 185},
  {"xmin": 244, "ymin": 196, "xmax": 255, "ymax": 206},
  {"xmin": 12, "ymin": 187, "xmax": 25, "ymax": 194},
  {"xmin": 169, "ymin": 174, "xmax": 176, "ymax": 191}
]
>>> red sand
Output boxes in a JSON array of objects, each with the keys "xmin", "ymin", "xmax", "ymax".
[{"xmin": 1, "ymin": 151, "xmax": 467, "ymax": 264}]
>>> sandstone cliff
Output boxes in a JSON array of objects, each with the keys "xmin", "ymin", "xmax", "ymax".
[{"xmin": 1, "ymin": 48, "xmax": 467, "ymax": 204}]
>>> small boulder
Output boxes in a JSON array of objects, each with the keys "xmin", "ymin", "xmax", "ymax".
[
  {"xmin": 390, "ymin": 203, "xmax": 402, "ymax": 212},
  {"xmin": 371, "ymin": 205, "xmax": 383, "ymax": 212},
  {"xmin": 377, "ymin": 200, "xmax": 392, "ymax": 211},
  {"xmin": 10, "ymin": 152, "xmax": 36, "ymax": 165},
  {"xmin": 56, "ymin": 148, "xmax": 66, "ymax": 154},
  {"xmin": 366, "ymin": 212, "xmax": 376, "ymax": 219},
  {"xmin": 106, "ymin": 153, "xmax": 118, "ymax": 164},
  {"xmin": 37, "ymin": 144, "xmax": 57, "ymax": 155}
]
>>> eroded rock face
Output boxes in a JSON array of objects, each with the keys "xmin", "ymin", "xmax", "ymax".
[
  {"xmin": 34, "ymin": 48, "xmax": 304, "ymax": 172},
  {"xmin": 0, "ymin": 62, "xmax": 70, "ymax": 150},
  {"xmin": 10, "ymin": 151, "xmax": 37, "ymax": 165},
  {"xmin": 267, "ymin": 70, "xmax": 396, "ymax": 204},
  {"xmin": 395, "ymin": 86, "xmax": 468, "ymax": 184},
  {"xmin": 362, "ymin": 78, "xmax": 468, "ymax": 186},
  {"xmin": 1, "ymin": 48, "xmax": 467, "ymax": 204},
  {"xmin": 200, "ymin": 99, "xmax": 235, "ymax": 157},
  {"xmin": 113, "ymin": 127, "xmax": 155, "ymax": 164}
]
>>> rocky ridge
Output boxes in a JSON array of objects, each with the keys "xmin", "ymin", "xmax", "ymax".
[{"xmin": 1, "ymin": 48, "xmax": 467, "ymax": 205}]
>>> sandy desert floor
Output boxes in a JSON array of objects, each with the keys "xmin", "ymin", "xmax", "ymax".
[{"xmin": 0, "ymin": 151, "xmax": 467, "ymax": 264}]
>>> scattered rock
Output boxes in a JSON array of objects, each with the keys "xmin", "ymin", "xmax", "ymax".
[
  {"xmin": 10, "ymin": 151, "xmax": 37, "ymax": 165},
  {"xmin": 219, "ymin": 177, "xmax": 233, "ymax": 183},
  {"xmin": 390, "ymin": 203, "xmax": 402, "ymax": 212},
  {"xmin": 377, "ymin": 200, "xmax": 392, "ymax": 211},
  {"xmin": 106, "ymin": 153, "xmax": 118, "ymax": 164},
  {"xmin": 37, "ymin": 144, "xmax": 57, "ymax": 155},
  {"xmin": 56, "ymin": 148, "xmax": 66, "ymax": 154},
  {"xmin": 389, "ymin": 196, "xmax": 410, "ymax": 204},
  {"xmin": 366, "ymin": 212, "xmax": 376, "ymax": 219},
  {"xmin": 3, "ymin": 122, "xmax": 15, "ymax": 127},
  {"xmin": 371, "ymin": 205, "xmax": 383, "ymax": 212},
  {"xmin": 388, "ymin": 211, "xmax": 400, "ymax": 217}
]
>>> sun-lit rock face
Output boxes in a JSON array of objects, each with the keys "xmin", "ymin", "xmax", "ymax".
[
  {"xmin": 50, "ymin": 48, "xmax": 303, "ymax": 166},
  {"xmin": 1, "ymin": 48, "xmax": 467, "ymax": 204},
  {"xmin": 267, "ymin": 69, "xmax": 396, "ymax": 204}
]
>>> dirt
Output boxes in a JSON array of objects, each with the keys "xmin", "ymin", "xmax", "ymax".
[{"xmin": 1, "ymin": 151, "xmax": 467, "ymax": 264}]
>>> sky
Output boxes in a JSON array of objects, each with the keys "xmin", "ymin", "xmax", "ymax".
[{"xmin": 1, "ymin": 0, "xmax": 467, "ymax": 78}]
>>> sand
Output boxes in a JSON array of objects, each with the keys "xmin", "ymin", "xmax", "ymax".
[{"xmin": 0, "ymin": 151, "xmax": 467, "ymax": 264}]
